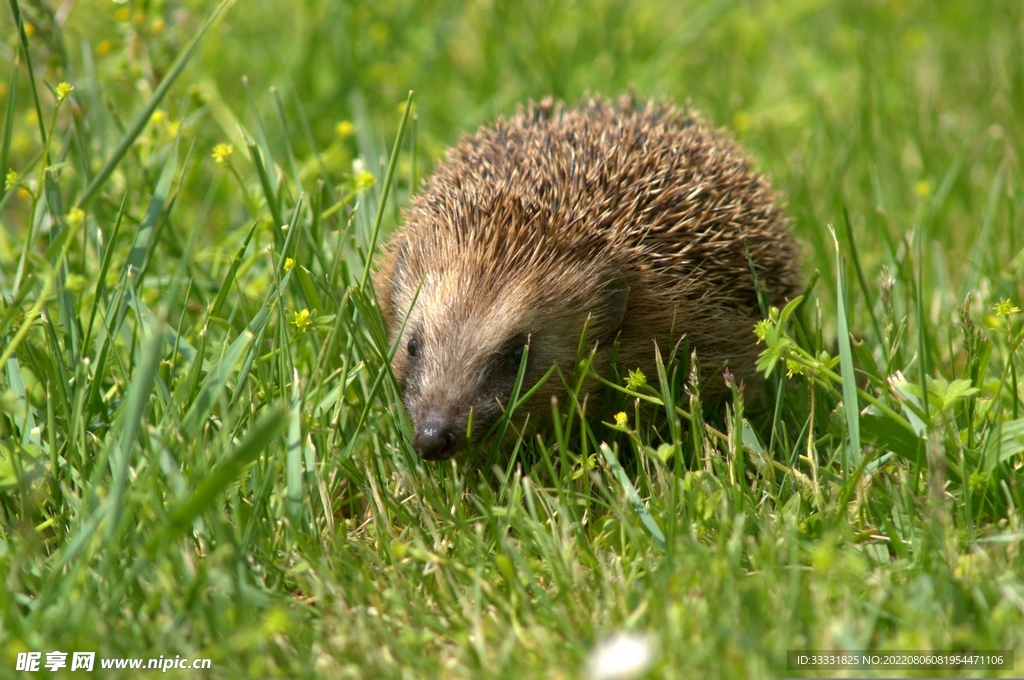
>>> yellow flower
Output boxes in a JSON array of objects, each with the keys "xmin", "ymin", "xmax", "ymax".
[
  {"xmin": 151, "ymin": 109, "xmax": 165, "ymax": 124},
  {"xmin": 994, "ymin": 298, "xmax": 1020, "ymax": 317},
  {"xmin": 67, "ymin": 207, "xmax": 85, "ymax": 229},
  {"xmin": 65, "ymin": 274, "xmax": 87, "ymax": 294},
  {"xmin": 291, "ymin": 309, "xmax": 312, "ymax": 330},
  {"xmin": 211, "ymin": 143, "xmax": 234, "ymax": 167},
  {"xmin": 335, "ymin": 120, "xmax": 354, "ymax": 139},
  {"xmin": 355, "ymin": 170, "xmax": 376, "ymax": 189},
  {"xmin": 914, "ymin": 179, "xmax": 932, "ymax": 198},
  {"xmin": 55, "ymin": 82, "xmax": 74, "ymax": 103},
  {"xmin": 97, "ymin": 40, "xmax": 113, "ymax": 56},
  {"xmin": 284, "ymin": 258, "xmax": 295, "ymax": 272},
  {"xmin": 613, "ymin": 411, "xmax": 628, "ymax": 428},
  {"xmin": 115, "ymin": 7, "xmax": 131, "ymax": 21},
  {"xmin": 4, "ymin": 169, "xmax": 18, "ymax": 191},
  {"xmin": 151, "ymin": 18, "xmax": 166, "ymax": 33},
  {"xmin": 733, "ymin": 110, "xmax": 752, "ymax": 133}
]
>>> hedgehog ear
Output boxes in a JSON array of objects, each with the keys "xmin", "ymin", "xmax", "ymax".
[{"xmin": 591, "ymin": 271, "xmax": 629, "ymax": 339}]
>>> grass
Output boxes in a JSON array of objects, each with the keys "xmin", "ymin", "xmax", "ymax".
[{"xmin": 1, "ymin": 0, "xmax": 1023, "ymax": 677}]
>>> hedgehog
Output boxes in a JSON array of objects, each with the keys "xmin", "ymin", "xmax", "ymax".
[{"xmin": 374, "ymin": 95, "xmax": 801, "ymax": 463}]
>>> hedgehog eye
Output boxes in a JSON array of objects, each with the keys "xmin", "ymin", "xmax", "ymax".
[{"xmin": 407, "ymin": 334, "xmax": 420, "ymax": 358}]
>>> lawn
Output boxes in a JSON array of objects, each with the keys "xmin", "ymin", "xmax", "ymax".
[{"xmin": 1, "ymin": 0, "xmax": 1023, "ymax": 678}]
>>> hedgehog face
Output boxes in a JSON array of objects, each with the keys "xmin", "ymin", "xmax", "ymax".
[
  {"xmin": 390, "ymin": 273, "xmax": 556, "ymax": 461},
  {"xmin": 396, "ymin": 321, "xmax": 534, "ymax": 461},
  {"xmin": 383, "ymin": 254, "xmax": 628, "ymax": 462}
]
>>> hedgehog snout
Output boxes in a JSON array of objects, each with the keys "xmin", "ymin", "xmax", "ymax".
[{"xmin": 413, "ymin": 419, "xmax": 458, "ymax": 461}]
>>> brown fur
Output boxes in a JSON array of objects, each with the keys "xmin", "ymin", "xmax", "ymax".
[{"xmin": 375, "ymin": 95, "xmax": 801, "ymax": 462}]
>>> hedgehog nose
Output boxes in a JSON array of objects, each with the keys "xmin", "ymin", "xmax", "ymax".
[{"xmin": 413, "ymin": 420, "xmax": 456, "ymax": 461}]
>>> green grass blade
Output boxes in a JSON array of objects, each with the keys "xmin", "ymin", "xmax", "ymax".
[
  {"xmin": 832, "ymin": 227, "xmax": 861, "ymax": 468},
  {"xmin": 44, "ymin": 169, "xmax": 80, "ymax": 364},
  {"xmin": 124, "ymin": 140, "xmax": 178, "ymax": 278},
  {"xmin": 359, "ymin": 90, "xmax": 414, "ymax": 291},
  {"xmin": 842, "ymin": 206, "xmax": 883, "ymax": 346},
  {"xmin": 245, "ymin": 138, "xmax": 286, "ymax": 244},
  {"xmin": 82, "ymin": 193, "xmax": 126, "ymax": 350},
  {"xmin": 40, "ymin": 311, "xmax": 73, "ymax": 425},
  {"xmin": 286, "ymin": 368, "xmax": 304, "ymax": 523},
  {"xmin": 914, "ymin": 223, "xmax": 930, "ymax": 424},
  {"xmin": 0, "ymin": 51, "xmax": 17, "ymax": 202},
  {"xmin": 212, "ymin": 219, "xmax": 259, "ymax": 320}
]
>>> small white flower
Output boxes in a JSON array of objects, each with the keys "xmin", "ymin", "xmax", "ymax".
[{"xmin": 586, "ymin": 631, "xmax": 656, "ymax": 680}]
